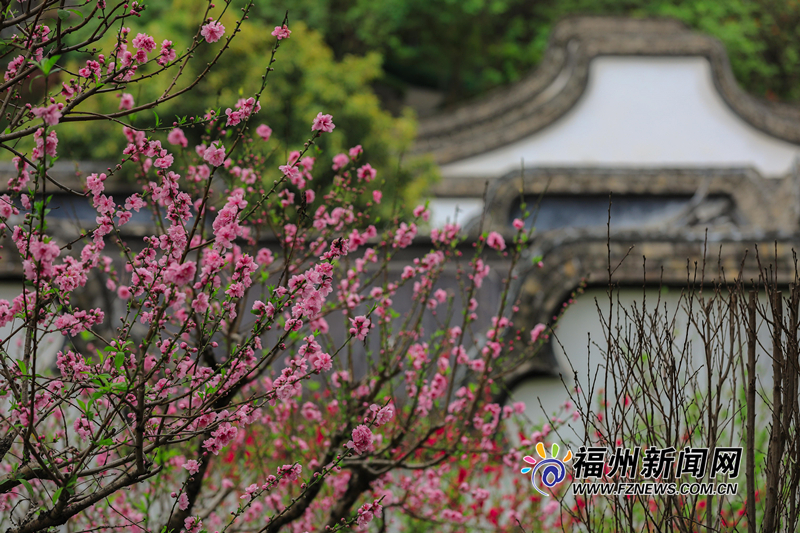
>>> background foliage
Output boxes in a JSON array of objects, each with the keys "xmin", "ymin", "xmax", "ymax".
[
  {"xmin": 247, "ymin": 0, "xmax": 800, "ymax": 106},
  {"xmin": 45, "ymin": 0, "xmax": 800, "ymax": 202},
  {"xmin": 51, "ymin": 2, "xmax": 436, "ymax": 212}
]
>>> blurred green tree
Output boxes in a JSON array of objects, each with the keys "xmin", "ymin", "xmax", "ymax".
[
  {"xmin": 41, "ymin": 0, "xmax": 800, "ymax": 207},
  {"xmin": 248, "ymin": 0, "xmax": 800, "ymax": 106},
  {"xmin": 51, "ymin": 3, "xmax": 436, "ymax": 214}
]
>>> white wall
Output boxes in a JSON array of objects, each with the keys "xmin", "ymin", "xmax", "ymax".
[
  {"xmin": 442, "ymin": 57, "xmax": 800, "ymax": 178},
  {"xmin": 428, "ymin": 198, "xmax": 485, "ymax": 229},
  {"xmin": 508, "ymin": 287, "xmax": 776, "ymax": 446}
]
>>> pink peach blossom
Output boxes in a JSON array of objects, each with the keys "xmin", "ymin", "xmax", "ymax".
[
  {"xmin": 346, "ymin": 424, "xmax": 374, "ymax": 454},
  {"xmin": 486, "ymin": 231, "xmax": 506, "ymax": 251},
  {"xmin": 271, "ymin": 24, "xmax": 291, "ymax": 40},
  {"xmin": 311, "ymin": 112, "xmax": 334, "ymax": 133},
  {"xmin": 201, "ymin": 20, "xmax": 225, "ymax": 43},
  {"xmin": 118, "ymin": 93, "xmax": 134, "ymax": 110},
  {"xmin": 256, "ymin": 124, "xmax": 272, "ymax": 141},
  {"xmin": 167, "ymin": 127, "xmax": 188, "ymax": 147},
  {"xmin": 203, "ymin": 143, "xmax": 226, "ymax": 166},
  {"xmin": 32, "ymin": 103, "xmax": 62, "ymax": 125}
]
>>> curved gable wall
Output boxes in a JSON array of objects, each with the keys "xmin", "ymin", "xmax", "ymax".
[
  {"xmin": 414, "ymin": 18, "xmax": 800, "ymax": 182},
  {"xmin": 440, "ymin": 56, "xmax": 800, "ymax": 178}
]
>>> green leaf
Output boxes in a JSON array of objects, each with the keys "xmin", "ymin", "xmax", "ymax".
[
  {"xmin": 19, "ymin": 478, "xmax": 35, "ymax": 499},
  {"xmin": 153, "ymin": 110, "xmax": 161, "ymax": 128},
  {"xmin": 65, "ymin": 476, "xmax": 77, "ymax": 495},
  {"xmin": 57, "ymin": 9, "xmax": 70, "ymax": 20},
  {"xmin": 114, "ymin": 351, "xmax": 125, "ymax": 371},
  {"xmin": 39, "ymin": 55, "xmax": 61, "ymax": 76},
  {"xmin": 52, "ymin": 487, "xmax": 63, "ymax": 504}
]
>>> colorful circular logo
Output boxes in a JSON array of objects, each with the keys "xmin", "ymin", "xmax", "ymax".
[{"xmin": 520, "ymin": 442, "xmax": 572, "ymax": 496}]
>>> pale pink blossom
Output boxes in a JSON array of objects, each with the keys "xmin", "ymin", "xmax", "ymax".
[
  {"xmin": 301, "ymin": 402, "xmax": 322, "ymax": 422},
  {"xmin": 346, "ymin": 424, "xmax": 374, "ymax": 454},
  {"xmin": 309, "ymin": 351, "xmax": 332, "ymax": 372},
  {"xmin": 132, "ymin": 33, "xmax": 156, "ymax": 52},
  {"xmin": 192, "ymin": 293, "xmax": 209, "ymax": 314},
  {"xmin": 256, "ymin": 124, "xmax": 272, "ymax": 141},
  {"xmin": 393, "ymin": 222, "xmax": 417, "ymax": 248},
  {"xmin": 530, "ymin": 323, "xmax": 546, "ymax": 343},
  {"xmin": 0, "ymin": 196, "xmax": 17, "ymax": 219},
  {"xmin": 357, "ymin": 163, "xmax": 376, "ymax": 182},
  {"xmin": 201, "ymin": 20, "xmax": 225, "ymax": 43},
  {"xmin": 164, "ymin": 261, "xmax": 196, "ymax": 286},
  {"xmin": 184, "ymin": 517, "xmax": 202, "ymax": 533},
  {"xmin": 311, "ymin": 112, "xmax": 334, "ymax": 133},
  {"xmin": 349, "ymin": 316, "xmax": 372, "ymax": 340},
  {"xmin": 271, "ymin": 24, "xmax": 291, "ymax": 40},
  {"xmin": 468, "ymin": 359, "xmax": 485, "ymax": 373},
  {"xmin": 32, "ymin": 128, "xmax": 58, "ymax": 160},
  {"xmin": 255, "ymin": 248, "xmax": 274, "ymax": 267},
  {"xmin": 117, "ymin": 286, "xmax": 131, "ymax": 299},
  {"xmin": 79, "ymin": 59, "xmax": 101, "ymax": 78},
  {"xmin": 240, "ymin": 483, "xmax": 259, "ymax": 500},
  {"xmin": 167, "ymin": 128, "xmax": 188, "ymax": 147},
  {"xmin": 486, "ymin": 231, "xmax": 506, "ymax": 251},
  {"xmin": 332, "ymin": 153, "xmax": 349, "ymax": 171},
  {"xmin": 357, "ymin": 501, "xmax": 382, "ymax": 527},
  {"xmin": 279, "ymin": 164, "xmax": 300, "ymax": 181},
  {"xmin": 154, "ymin": 152, "xmax": 174, "ymax": 169},
  {"xmin": 442, "ymin": 509, "xmax": 464, "ymax": 523},
  {"xmin": 375, "ymin": 404, "xmax": 394, "ymax": 426},
  {"xmin": 32, "ymin": 103, "xmax": 62, "ymax": 125},
  {"xmin": 349, "ymin": 145, "xmax": 363, "ymax": 158},
  {"xmin": 434, "ymin": 289, "xmax": 447, "ymax": 303},
  {"xmin": 183, "ymin": 460, "xmax": 200, "ymax": 475},
  {"xmin": 203, "ymin": 143, "xmax": 226, "ymax": 166},
  {"xmin": 278, "ymin": 463, "xmax": 302, "ymax": 481},
  {"xmin": 177, "ymin": 493, "xmax": 190, "ymax": 510},
  {"xmin": 158, "ymin": 40, "xmax": 176, "ymax": 65},
  {"xmin": 73, "ymin": 417, "xmax": 94, "ymax": 440},
  {"xmin": 412, "ymin": 205, "xmax": 430, "ymax": 222},
  {"xmin": 118, "ymin": 93, "xmax": 134, "ymax": 110},
  {"xmin": 5, "ymin": 55, "xmax": 24, "ymax": 81}
]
